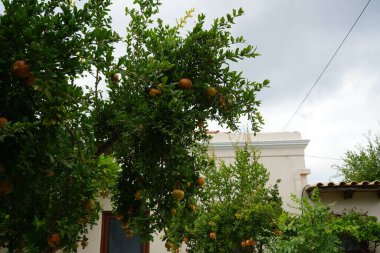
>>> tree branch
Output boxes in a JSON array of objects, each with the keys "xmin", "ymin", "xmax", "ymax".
[{"xmin": 95, "ymin": 129, "xmax": 121, "ymax": 157}]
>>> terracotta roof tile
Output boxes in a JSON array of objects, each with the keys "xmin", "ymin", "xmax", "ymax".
[
  {"xmin": 306, "ymin": 181, "xmax": 380, "ymax": 192},
  {"xmin": 207, "ymin": 130, "xmax": 220, "ymax": 134}
]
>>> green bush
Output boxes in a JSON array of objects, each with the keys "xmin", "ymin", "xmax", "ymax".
[
  {"xmin": 166, "ymin": 144, "xmax": 283, "ymax": 253},
  {"xmin": 271, "ymin": 191, "xmax": 380, "ymax": 253}
]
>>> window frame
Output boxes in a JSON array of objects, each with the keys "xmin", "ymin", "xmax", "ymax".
[{"xmin": 100, "ymin": 211, "xmax": 149, "ymax": 253}]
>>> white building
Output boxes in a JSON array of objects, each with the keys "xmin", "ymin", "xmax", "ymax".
[
  {"xmin": 3, "ymin": 132, "xmax": 378, "ymax": 252},
  {"xmin": 306, "ymin": 181, "xmax": 380, "ymax": 219},
  {"xmin": 80, "ymin": 131, "xmax": 311, "ymax": 253},
  {"xmin": 306, "ymin": 181, "xmax": 380, "ymax": 253},
  {"xmin": 208, "ymin": 131, "xmax": 310, "ymax": 207}
]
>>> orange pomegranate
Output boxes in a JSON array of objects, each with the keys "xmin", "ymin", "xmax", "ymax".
[
  {"xmin": 149, "ymin": 88, "xmax": 161, "ymax": 97},
  {"xmin": 0, "ymin": 180, "xmax": 13, "ymax": 195},
  {"xmin": 171, "ymin": 189, "xmax": 185, "ymax": 201},
  {"xmin": 47, "ymin": 233, "xmax": 61, "ymax": 248},
  {"xmin": 178, "ymin": 78, "xmax": 192, "ymax": 89},
  {"xmin": 207, "ymin": 87, "xmax": 217, "ymax": 97},
  {"xmin": 0, "ymin": 117, "xmax": 8, "ymax": 128},
  {"xmin": 83, "ymin": 199, "xmax": 96, "ymax": 211},
  {"xmin": 12, "ymin": 60, "xmax": 31, "ymax": 78},
  {"xmin": 196, "ymin": 177, "xmax": 206, "ymax": 186}
]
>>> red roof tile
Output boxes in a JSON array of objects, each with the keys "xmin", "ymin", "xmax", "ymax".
[{"xmin": 306, "ymin": 181, "xmax": 380, "ymax": 193}]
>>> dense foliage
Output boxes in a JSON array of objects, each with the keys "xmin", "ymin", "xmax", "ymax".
[
  {"xmin": 332, "ymin": 209, "xmax": 380, "ymax": 252},
  {"xmin": 0, "ymin": 0, "xmax": 269, "ymax": 251},
  {"xmin": 271, "ymin": 191, "xmax": 380, "ymax": 253},
  {"xmin": 272, "ymin": 192, "xmax": 343, "ymax": 253},
  {"xmin": 0, "ymin": 0, "xmax": 119, "ymax": 252},
  {"xmin": 165, "ymin": 144, "xmax": 283, "ymax": 253},
  {"xmin": 335, "ymin": 133, "xmax": 380, "ymax": 182},
  {"xmin": 109, "ymin": 2, "xmax": 269, "ymax": 240}
]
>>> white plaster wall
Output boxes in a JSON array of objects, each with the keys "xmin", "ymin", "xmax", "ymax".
[
  {"xmin": 1, "ymin": 132, "xmax": 310, "ymax": 253},
  {"xmin": 77, "ymin": 131, "xmax": 311, "ymax": 253},
  {"xmin": 77, "ymin": 198, "xmax": 171, "ymax": 253},
  {"xmin": 320, "ymin": 191, "xmax": 380, "ymax": 253},
  {"xmin": 59, "ymin": 190, "xmax": 380, "ymax": 253},
  {"xmin": 320, "ymin": 191, "xmax": 380, "ymax": 219},
  {"xmin": 208, "ymin": 131, "xmax": 310, "ymax": 210},
  {"xmin": 77, "ymin": 197, "xmax": 112, "ymax": 253}
]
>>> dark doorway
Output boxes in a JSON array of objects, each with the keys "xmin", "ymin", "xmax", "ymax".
[{"xmin": 100, "ymin": 211, "xmax": 149, "ymax": 253}]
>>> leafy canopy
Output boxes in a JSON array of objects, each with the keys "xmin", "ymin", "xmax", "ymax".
[
  {"xmin": 107, "ymin": 0, "xmax": 269, "ymax": 241},
  {"xmin": 273, "ymin": 192, "xmax": 343, "ymax": 253},
  {"xmin": 0, "ymin": 0, "xmax": 119, "ymax": 252},
  {"xmin": 335, "ymin": 133, "xmax": 380, "ymax": 182},
  {"xmin": 0, "ymin": 0, "xmax": 269, "ymax": 251}
]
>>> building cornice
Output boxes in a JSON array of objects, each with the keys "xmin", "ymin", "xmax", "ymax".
[{"xmin": 208, "ymin": 139, "xmax": 310, "ymax": 150}]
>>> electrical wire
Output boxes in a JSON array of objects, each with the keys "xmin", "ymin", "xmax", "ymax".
[
  {"xmin": 282, "ymin": 0, "xmax": 372, "ymax": 131},
  {"xmin": 304, "ymin": 155, "xmax": 342, "ymax": 161}
]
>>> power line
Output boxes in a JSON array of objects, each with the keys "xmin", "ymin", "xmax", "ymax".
[
  {"xmin": 305, "ymin": 155, "xmax": 342, "ymax": 161},
  {"xmin": 282, "ymin": 0, "xmax": 372, "ymax": 131}
]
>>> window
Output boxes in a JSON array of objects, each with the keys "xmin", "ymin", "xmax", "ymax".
[
  {"xmin": 340, "ymin": 235, "xmax": 369, "ymax": 253},
  {"xmin": 100, "ymin": 212, "xmax": 149, "ymax": 253}
]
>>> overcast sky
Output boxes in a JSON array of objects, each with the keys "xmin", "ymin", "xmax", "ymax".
[
  {"xmin": 211, "ymin": 0, "xmax": 378, "ymax": 184},
  {"xmin": 2, "ymin": 0, "xmax": 379, "ymax": 184},
  {"xmin": 123, "ymin": 0, "xmax": 379, "ymax": 184}
]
